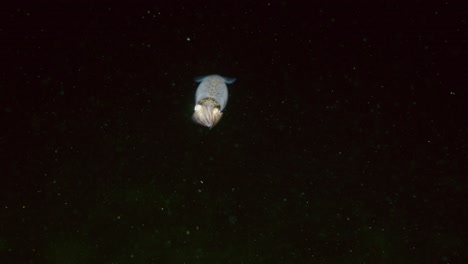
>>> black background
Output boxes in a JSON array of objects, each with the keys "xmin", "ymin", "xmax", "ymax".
[{"xmin": 0, "ymin": 1, "xmax": 466, "ymax": 263}]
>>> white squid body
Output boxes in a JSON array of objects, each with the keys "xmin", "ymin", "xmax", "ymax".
[{"xmin": 192, "ymin": 74, "xmax": 236, "ymax": 128}]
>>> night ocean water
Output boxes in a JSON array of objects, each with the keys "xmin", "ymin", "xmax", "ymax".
[{"xmin": 1, "ymin": 2, "xmax": 466, "ymax": 263}]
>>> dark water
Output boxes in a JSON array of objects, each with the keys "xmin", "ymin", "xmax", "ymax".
[{"xmin": 1, "ymin": 2, "xmax": 466, "ymax": 263}]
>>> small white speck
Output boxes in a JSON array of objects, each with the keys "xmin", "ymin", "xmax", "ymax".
[
  {"xmin": 186, "ymin": 37, "xmax": 191, "ymax": 41},
  {"xmin": 450, "ymin": 91, "xmax": 455, "ymax": 95}
]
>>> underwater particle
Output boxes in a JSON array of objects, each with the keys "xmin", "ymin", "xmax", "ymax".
[
  {"xmin": 192, "ymin": 74, "xmax": 236, "ymax": 128},
  {"xmin": 228, "ymin": 215, "xmax": 237, "ymax": 225}
]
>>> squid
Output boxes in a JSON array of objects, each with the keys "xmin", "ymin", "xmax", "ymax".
[{"xmin": 192, "ymin": 74, "xmax": 236, "ymax": 128}]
